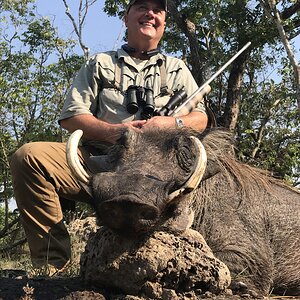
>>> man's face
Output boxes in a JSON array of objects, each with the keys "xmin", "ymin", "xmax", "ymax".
[{"xmin": 125, "ymin": 0, "xmax": 166, "ymax": 47}]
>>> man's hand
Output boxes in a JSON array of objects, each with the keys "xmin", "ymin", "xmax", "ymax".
[
  {"xmin": 141, "ymin": 116, "xmax": 175, "ymax": 131},
  {"xmin": 125, "ymin": 120, "xmax": 147, "ymax": 131}
]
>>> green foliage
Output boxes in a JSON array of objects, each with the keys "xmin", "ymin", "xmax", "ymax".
[
  {"xmin": 0, "ymin": 0, "xmax": 298, "ymax": 269},
  {"xmin": 0, "ymin": 0, "xmax": 34, "ymax": 17},
  {"xmin": 0, "ymin": 0, "xmax": 85, "ymax": 225},
  {"xmin": 0, "ymin": 206, "xmax": 22, "ymax": 255},
  {"xmin": 0, "ymin": 0, "xmax": 86, "ymax": 259},
  {"xmin": 0, "ymin": 206, "xmax": 5, "ymax": 226},
  {"xmin": 22, "ymin": 18, "xmax": 58, "ymax": 51},
  {"xmin": 104, "ymin": 0, "xmax": 128, "ymax": 17},
  {"xmin": 1, "ymin": 18, "xmax": 83, "ymax": 145},
  {"xmin": 235, "ymin": 52, "xmax": 300, "ymax": 185}
]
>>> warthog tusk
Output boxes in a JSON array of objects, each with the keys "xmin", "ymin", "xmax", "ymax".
[
  {"xmin": 184, "ymin": 136, "xmax": 207, "ymax": 189},
  {"xmin": 66, "ymin": 129, "xmax": 90, "ymax": 183},
  {"xmin": 168, "ymin": 136, "xmax": 207, "ymax": 202}
]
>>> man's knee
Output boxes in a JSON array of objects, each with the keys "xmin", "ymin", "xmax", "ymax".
[
  {"xmin": 10, "ymin": 143, "xmax": 36, "ymax": 175},
  {"xmin": 10, "ymin": 142, "xmax": 53, "ymax": 181}
]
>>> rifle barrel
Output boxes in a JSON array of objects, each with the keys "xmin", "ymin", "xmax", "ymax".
[{"xmin": 171, "ymin": 42, "xmax": 251, "ymax": 116}]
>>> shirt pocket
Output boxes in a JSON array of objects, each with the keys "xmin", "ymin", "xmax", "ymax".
[
  {"xmin": 98, "ymin": 59, "xmax": 116, "ymax": 89},
  {"xmin": 166, "ymin": 64, "xmax": 184, "ymax": 92},
  {"xmin": 97, "ymin": 88, "xmax": 134, "ymax": 123}
]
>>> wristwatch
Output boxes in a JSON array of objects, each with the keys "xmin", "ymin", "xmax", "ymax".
[{"xmin": 175, "ymin": 118, "xmax": 184, "ymax": 129}]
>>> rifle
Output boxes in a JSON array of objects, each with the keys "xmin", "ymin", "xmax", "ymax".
[{"xmin": 158, "ymin": 42, "xmax": 251, "ymax": 117}]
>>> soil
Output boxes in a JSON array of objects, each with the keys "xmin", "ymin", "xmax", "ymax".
[
  {"xmin": 0, "ymin": 275, "xmax": 207, "ymax": 299},
  {"xmin": 0, "ymin": 276, "xmax": 300, "ymax": 300},
  {"xmin": 0, "ymin": 276, "xmax": 105, "ymax": 300}
]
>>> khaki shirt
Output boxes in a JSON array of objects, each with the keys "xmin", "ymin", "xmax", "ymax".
[{"xmin": 59, "ymin": 48, "xmax": 206, "ymax": 124}]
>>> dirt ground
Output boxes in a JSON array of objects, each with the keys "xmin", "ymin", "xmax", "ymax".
[
  {"xmin": 0, "ymin": 276, "xmax": 105, "ymax": 300},
  {"xmin": 0, "ymin": 276, "xmax": 209, "ymax": 300},
  {"xmin": 0, "ymin": 276, "xmax": 300, "ymax": 300}
]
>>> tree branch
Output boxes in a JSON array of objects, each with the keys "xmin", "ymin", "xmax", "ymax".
[
  {"xmin": 251, "ymin": 98, "xmax": 281, "ymax": 158},
  {"xmin": 281, "ymin": 0, "xmax": 300, "ymax": 20},
  {"xmin": 167, "ymin": 0, "xmax": 204, "ymax": 85},
  {"xmin": 0, "ymin": 238, "xmax": 27, "ymax": 254},
  {"xmin": 0, "ymin": 216, "xmax": 20, "ymax": 239},
  {"xmin": 260, "ymin": 0, "xmax": 300, "ymax": 115},
  {"xmin": 62, "ymin": 0, "xmax": 90, "ymax": 60}
]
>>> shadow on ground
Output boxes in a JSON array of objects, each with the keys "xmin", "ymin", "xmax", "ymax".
[
  {"xmin": 1, "ymin": 277, "xmax": 300, "ymax": 300},
  {"xmin": 0, "ymin": 277, "xmax": 106, "ymax": 300}
]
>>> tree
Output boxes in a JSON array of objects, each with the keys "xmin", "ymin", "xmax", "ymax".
[
  {"xmin": 0, "ymin": 0, "xmax": 299, "ymax": 258},
  {"xmin": 0, "ymin": 0, "xmax": 84, "ymax": 252}
]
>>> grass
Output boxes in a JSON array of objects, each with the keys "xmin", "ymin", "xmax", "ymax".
[{"xmin": 0, "ymin": 217, "xmax": 97, "ymax": 278}]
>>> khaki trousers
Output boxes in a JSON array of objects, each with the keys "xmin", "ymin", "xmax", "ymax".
[{"xmin": 10, "ymin": 141, "xmax": 92, "ymax": 269}]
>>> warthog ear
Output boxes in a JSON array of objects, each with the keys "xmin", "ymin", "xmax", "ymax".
[
  {"xmin": 66, "ymin": 129, "xmax": 141, "ymax": 181},
  {"xmin": 167, "ymin": 136, "xmax": 207, "ymax": 202},
  {"xmin": 198, "ymin": 128, "xmax": 235, "ymax": 181}
]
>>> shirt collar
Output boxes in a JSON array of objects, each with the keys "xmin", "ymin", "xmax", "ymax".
[{"xmin": 116, "ymin": 48, "xmax": 165, "ymax": 70}]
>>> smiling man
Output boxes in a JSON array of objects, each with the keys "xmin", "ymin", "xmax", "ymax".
[
  {"xmin": 10, "ymin": 0, "xmax": 208, "ymax": 274},
  {"xmin": 125, "ymin": 0, "xmax": 166, "ymax": 55}
]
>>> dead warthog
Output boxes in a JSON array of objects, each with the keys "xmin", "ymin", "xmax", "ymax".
[{"xmin": 67, "ymin": 128, "xmax": 300, "ymax": 296}]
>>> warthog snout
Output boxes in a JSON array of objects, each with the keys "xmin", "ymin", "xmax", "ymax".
[{"xmin": 98, "ymin": 196, "xmax": 160, "ymax": 234}]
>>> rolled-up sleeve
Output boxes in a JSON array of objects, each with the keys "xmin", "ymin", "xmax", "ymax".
[{"xmin": 58, "ymin": 56, "xmax": 100, "ymax": 122}]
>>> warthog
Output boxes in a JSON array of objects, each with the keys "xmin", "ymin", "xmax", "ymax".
[{"xmin": 66, "ymin": 128, "xmax": 300, "ymax": 296}]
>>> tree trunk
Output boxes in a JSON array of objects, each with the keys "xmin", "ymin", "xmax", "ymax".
[
  {"xmin": 168, "ymin": 0, "xmax": 204, "ymax": 85},
  {"xmin": 221, "ymin": 51, "xmax": 248, "ymax": 130}
]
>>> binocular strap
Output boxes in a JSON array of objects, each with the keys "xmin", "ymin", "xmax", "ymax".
[{"xmin": 114, "ymin": 56, "xmax": 169, "ymax": 96}]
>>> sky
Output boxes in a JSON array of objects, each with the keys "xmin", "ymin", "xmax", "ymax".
[
  {"xmin": 34, "ymin": 0, "xmax": 299, "ymax": 72},
  {"xmin": 35, "ymin": 0, "xmax": 125, "ymax": 55}
]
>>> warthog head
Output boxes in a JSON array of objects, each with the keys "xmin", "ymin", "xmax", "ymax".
[{"xmin": 66, "ymin": 128, "xmax": 207, "ymax": 235}]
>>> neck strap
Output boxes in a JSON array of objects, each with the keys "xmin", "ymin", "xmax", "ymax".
[{"xmin": 122, "ymin": 44, "xmax": 160, "ymax": 58}]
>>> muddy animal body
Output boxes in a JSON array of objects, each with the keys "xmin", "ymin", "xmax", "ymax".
[{"xmin": 68, "ymin": 128, "xmax": 300, "ymax": 295}]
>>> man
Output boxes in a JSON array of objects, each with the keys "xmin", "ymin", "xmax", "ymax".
[{"xmin": 10, "ymin": 0, "xmax": 208, "ymax": 274}]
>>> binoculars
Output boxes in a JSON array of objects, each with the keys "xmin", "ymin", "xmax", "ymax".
[{"xmin": 126, "ymin": 85, "xmax": 155, "ymax": 119}]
